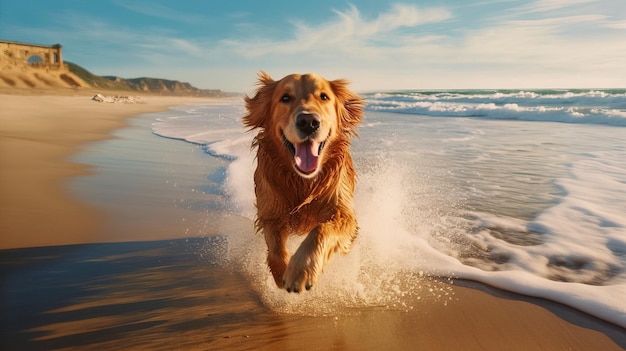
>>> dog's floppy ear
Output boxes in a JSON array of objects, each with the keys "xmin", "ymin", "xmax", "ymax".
[
  {"xmin": 331, "ymin": 79, "xmax": 365, "ymax": 137},
  {"xmin": 243, "ymin": 71, "xmax": 276, "ymax": 130}
]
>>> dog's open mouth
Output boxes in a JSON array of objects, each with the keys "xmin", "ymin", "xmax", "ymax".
[{"xmin": 282, "ymin": 133, "xmax": 327, "ymax": 175}]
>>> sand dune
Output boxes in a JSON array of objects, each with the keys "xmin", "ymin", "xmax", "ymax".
[{"xmin": 0, "ymin": 66, "xmax": 87, "ymax": 90}]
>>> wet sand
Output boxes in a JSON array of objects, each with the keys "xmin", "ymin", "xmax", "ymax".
[
  {"xmin": 0, "ymin": 91, "xmax": 624, "ymax": 350},
  {"xmin": 0, "ymin": 92, "xmax": 214, "ymax": 249},
  {"xmin": 2, "ymin": 238, "xmax": 624, "ymax": 350}
]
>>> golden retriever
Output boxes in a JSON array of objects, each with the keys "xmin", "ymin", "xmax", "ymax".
[{"xmin": 243, "ymin": 72, "xmax": 365, "ymax": 293}]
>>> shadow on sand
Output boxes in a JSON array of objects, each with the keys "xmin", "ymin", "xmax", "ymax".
[
  {"xmin": 2, "ymin": 237, "xmax": 625, "ymax": 350},
  {"xmin": 0, "ymin": 237, "xmax": 273, "ymax": 350}
]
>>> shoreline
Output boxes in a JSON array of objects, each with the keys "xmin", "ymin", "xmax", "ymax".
[
  {"xmin": 1, "ymin": 91, "xmax": 624, "ymax": 349},
  {"xmin": 0, "ymin": 90, "xmax": 220, "ymax": 249}
]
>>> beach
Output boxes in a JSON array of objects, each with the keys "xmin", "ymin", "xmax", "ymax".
[
  {"xmin": 0, "ymin": 91, "xmax": 210, "ymax": 249},
  {"xmin": 1, "ymin": 90, "xmax": 624, "ymax": 350}
]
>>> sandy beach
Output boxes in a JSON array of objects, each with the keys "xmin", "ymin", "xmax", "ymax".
[
  {"xmin": 0, "ymin": 91, "xmax": 211, "ymax": 249},
  {"xmin": 1, "ymin": 90, "xmax": 624, "ymax": 350}
]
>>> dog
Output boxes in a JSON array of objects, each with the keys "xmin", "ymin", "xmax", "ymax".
[{"xmin": 243, "ymin": 72, "xmax": 365, "ymax": 293}]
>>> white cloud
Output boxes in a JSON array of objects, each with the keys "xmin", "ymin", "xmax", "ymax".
[
  {"xmin": 221, "ymin": 3, "xmax": 452, "ymax": 57},
  {"xmin": 604, "ymin": 20, "xmax": 626, "ymax": 29},
  {"xmin": 461, "ymin": 16, "xmax": 625, "ymax": 66},
  {"xmin": 213, "ymin": 2, "xmax": 625, "ymax": 90},
  {"xmin": 365, "ymin": 3, "xmax": 451, "ymax": 33},
  {"xmin": 524, "ymin": 0, "xmax": 599, "ymax": 13}
]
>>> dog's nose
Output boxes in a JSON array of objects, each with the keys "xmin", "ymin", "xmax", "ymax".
[{"xmin": 296, "ymin": 113, "xmax": 321, "ymax": 136}]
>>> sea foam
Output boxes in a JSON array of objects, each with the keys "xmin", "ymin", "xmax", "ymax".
[
  {"xmin": 152, "ymin": 93, "xmax": 626, "ymax": 326},
  {"xmin": 366, "ymin": 89, "xmax": 626, "ymax": 126}
]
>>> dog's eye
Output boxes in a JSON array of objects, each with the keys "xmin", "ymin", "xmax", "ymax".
[
  {"xmin": 320, "ymin": 93, "xmax": 329, "ymax": 101},
  {"xmin": 280, "ymin": 94, "xmax": 291, "ymax": 103}
]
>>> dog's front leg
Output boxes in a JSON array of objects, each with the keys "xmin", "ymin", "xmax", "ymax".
[
  {"xmin": 264, "ymin": 228, "xmax": 289, "ymax": 288},
  {"xmin": 283, "ymin": 215, "xmax": 358, "ymax": 293},
  {"xmin": 282, "ymin": 226, "xmax": 324, "ymax": 293}
]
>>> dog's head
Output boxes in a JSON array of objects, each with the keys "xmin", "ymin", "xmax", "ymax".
[{"xmin": 244, "ymin": 72, "xmax": 364, "ymax": 178}]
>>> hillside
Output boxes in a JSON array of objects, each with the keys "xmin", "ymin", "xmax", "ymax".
[
  {"xmin": 68, "ymin": 62, "xmax": 225, "ymax": 96},
  {"xmin": 65, "ymin": 62, "xmax": 129, "ymax": 90},
  {"xmin": 0, "ymin": 59, "xmax": 227, "ymax": 96}
]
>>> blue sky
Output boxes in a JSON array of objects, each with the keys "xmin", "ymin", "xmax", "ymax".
[{"xmin": 1, "ymin": 0, "xmax": 625, "ymax": 92}]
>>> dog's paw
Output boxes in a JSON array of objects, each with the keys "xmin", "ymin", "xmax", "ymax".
[{"xmin": 282, "ymin": 252, "xmax": 319, "ymax": 293}]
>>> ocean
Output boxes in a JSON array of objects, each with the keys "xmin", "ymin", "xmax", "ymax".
[{"xmin": 151, "ymin": 89, "xmax": 626, "ymax": 327}]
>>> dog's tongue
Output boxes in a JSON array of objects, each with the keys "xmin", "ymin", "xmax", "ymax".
[{"xmin": 294, "ymin": 140, "xmax": 319, "ymax": 174}]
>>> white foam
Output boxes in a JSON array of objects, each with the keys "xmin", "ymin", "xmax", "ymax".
[
  {"xmin": 151, "ymin": 99, "xmax": 626, "ymax": 327},
  {"xmin": 366, "ymin": 89, "xmax": 626, "ymax": 126},
  {"xmin": 220, "ymin": 155, "xmax": 457, "ymax": 315}
]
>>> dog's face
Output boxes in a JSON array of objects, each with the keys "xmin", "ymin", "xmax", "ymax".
[
  {"xmin": 273, "ymin": 73, "xmax": 338, "ymax": 177},
  {"xmin": 244, "ymin": 72, "xmax": 364, "ymax": 178}
]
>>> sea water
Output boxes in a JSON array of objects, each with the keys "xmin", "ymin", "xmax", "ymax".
[{"xmin": 151, "ymin": 90, "xmax": 626, "ymax": 326}]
